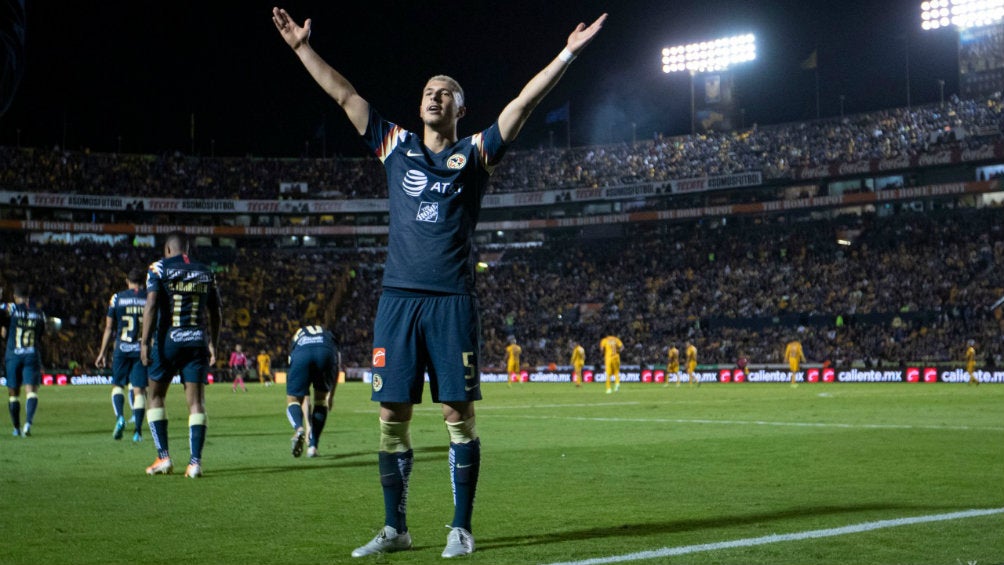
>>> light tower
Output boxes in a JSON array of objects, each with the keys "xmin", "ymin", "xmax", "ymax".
[
  {"xmin": 661, "ymin": 33, "xmax": 757, "ymax": 134},
  {"xmin": 920, "ymin": 0, "xmax": 1004, "ymax": 100}
]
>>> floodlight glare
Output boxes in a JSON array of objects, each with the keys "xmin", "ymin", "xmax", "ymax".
[
  {"xmin": 660, "ymin": 32, "xmax": 757, "ymax": 73},
  {"xmin": 920, "ymin": 0, "xmax": 1004, "ymax": 30}
]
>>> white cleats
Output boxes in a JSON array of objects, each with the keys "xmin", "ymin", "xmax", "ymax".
[{"xmin": 351, "ymin": 526, "xmax": 412, "ymax": 557}]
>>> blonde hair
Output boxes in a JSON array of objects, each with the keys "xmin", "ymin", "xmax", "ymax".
[{"xmin": 426, "ymin": 75, "xmax": 465, "ymax": 107}]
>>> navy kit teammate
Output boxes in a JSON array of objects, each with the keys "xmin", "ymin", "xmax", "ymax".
[
  {"xmin": 95, "ymin": 268, "xmax": 148, "ymax": 442},
  {"xmin": 285, "ymin": 324, "xmax": 339, "ymax": 458},
  {"xmin": 274, "ymin": 6, "xmax": 606, "ymax": 558},
  {"xmin": 2, "ymin": 285, "xmax": 45, "ymax": 437},
  {"xmin": 140, "ymin": 232, "xmax": 222, "ymax": 478}
]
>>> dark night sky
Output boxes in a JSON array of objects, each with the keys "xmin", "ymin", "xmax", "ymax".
[{"xmin": 0, "ymin": 0, "xmax": 960, "ymax": 158}]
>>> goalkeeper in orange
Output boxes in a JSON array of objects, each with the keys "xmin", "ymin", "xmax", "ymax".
[
  {"xmin": 784, "ymin": 338, "xmax": 806, "ymax": 387},
  {"xmin": 599, "ymin": 334, "xmax": 623, "ymax": 393}
]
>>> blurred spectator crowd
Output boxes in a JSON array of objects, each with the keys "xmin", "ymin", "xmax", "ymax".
[
  {"xmin": 2, "ymin": 207, "xmax": 1000, "ymax": 373},
  {"xmin": 1, "ymin": 96, "xmax": 1001, "ymax": 200}
]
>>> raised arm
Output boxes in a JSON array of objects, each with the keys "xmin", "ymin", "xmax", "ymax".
[
  {"xmin": 497, "ymin": 13, "xmax": 607, "ymax": 143},
  {"xmin": 272, "ymin": 7, "xmax": 370, "ymax": 135}
]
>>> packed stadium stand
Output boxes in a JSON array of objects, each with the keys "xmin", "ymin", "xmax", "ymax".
[{"xmin": 1, "ymin": 95, "xmax": 1002, "ymax": 373}]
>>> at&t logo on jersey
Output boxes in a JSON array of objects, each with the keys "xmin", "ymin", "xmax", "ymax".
[
  {"xmin": 402, "ymin": 169, "xmax": 427, "ymax": 196},
  {"xmin": 416, "ymin": 202, "xmax": 439, "ymax": 223}
]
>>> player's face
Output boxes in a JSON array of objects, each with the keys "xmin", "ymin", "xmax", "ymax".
[{"xmin": 420, "ymin": 80, "xmax": 465, "ymax": 127}]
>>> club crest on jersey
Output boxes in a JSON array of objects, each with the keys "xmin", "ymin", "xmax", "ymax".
[
  {"xmin": 447, "ymin": 153, "xmax": 467, "ymax": 170},
  {"xmin": 402, "ymin": 169, "xmax": 428, "ymax": 197},
  {"xmin": 416, "ymin": 201, "xmax": 439, "ymax": 223},
  {"xmin": 372, "ymin": 373, "xmax": 383, "ymax": 392}
]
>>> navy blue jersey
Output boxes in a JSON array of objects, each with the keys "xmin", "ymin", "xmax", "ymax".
[
  {"xmin": 146, "ymin": 253, "xmax": 221, "ymax": 349},
  {"xmin": 290, "ymin": 325, "xmax": 337, "ymax": 358},
  {"xmin": 363, "ymin": 107, "xmax": 508, "ymax": 295},
  {"xmin": 106, "ymin": 288, "xmax": 146, "ymax": 358},
  {"xmin": 2, "ymin": 301, "xmax": 46, "ymax": 356}
]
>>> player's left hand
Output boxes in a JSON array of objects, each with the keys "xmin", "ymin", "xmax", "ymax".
[
  {"xmin": 140, "ymin": 343, "xmax": 150, "ymax": 366},
  {"xmin": 566, "ymin": 13, "xmax": 608, "ymax": 56},
  {"xmin": 208, "ymin": 344, "xmax": 216, "ymax": 367}
]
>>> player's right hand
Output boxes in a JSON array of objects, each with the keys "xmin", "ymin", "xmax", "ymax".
[
  {"xmin": 95, "ymin": 354, "xmax": 105, "ymax": 369},
  {"xmin": 272, "ymin": 7, "xmax": 311, "ymax": 50}
]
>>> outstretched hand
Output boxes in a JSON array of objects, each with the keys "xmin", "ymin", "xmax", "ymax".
[
  {"xmin": 272, "ymin": 7, "xmax": 311, "ymax": 50},
  {"xmin": 566, "ymin": 13, "xmax": 608, "ymax": 55}
]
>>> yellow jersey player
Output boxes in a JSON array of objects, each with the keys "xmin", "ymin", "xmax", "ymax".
[
  {"xmin": 257, "ymin": 349, "xmax": 273, "ymax": 387},
  {"xmin": 684, "ymin": 341, "xmax": 698, "ymax": 387},
  {"xmin": 665, "ymin": 344, "xmax": 680, "ymax": 387},
  {"xmin": 570, "ymin": 341, "xmax": 585, "ymax": 387},
  {"xmin": 599, "ymin": 335, "xmax": 623, "ymax": 393},
  {"xmin": 965, "ymin": 340, "xmax": 978, "ymax": 385},
  {"xmin": 505, "ymin": 336, "xmax": 522, "ymax": 386},
  {"xmin": 784, "ymin": 339, "xmax": 806, "ymax": 387}
]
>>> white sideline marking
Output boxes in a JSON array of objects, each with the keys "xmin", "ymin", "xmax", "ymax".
[
  {"xmin": 511, "ymin": 414, "xmax": 1004, "ymax": 432},
  {"xmin": 541, "ymin": 508, "xmax": 1004, "ymax": 565}
]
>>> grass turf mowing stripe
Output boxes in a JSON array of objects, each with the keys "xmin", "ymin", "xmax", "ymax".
[
  {"xmin": 541, "ymin": 508, "xmax": 1004, "ymax": 565},
  {"xmin": 510, "ymin": 414, "xmax": 1004, "ymax": 432}
]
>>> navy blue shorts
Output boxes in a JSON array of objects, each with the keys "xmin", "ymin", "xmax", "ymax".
[
  {"xmin": 371, "ymin": 290, "xmax": 482, "ymax": 404},
  {"xmin": 286, "ymin": 347, "xmax": 335, "ymax": 398},
  {"xmin": 148, "ymin": 342, "xmax": 209, "ymax": 384},
  {"xmin": 5, "ymin": 354, "xmax": 41, "ymax": 388},
  {"xmin": 112, "ymin": 354, "xmax": 148, "ymax": 388}
]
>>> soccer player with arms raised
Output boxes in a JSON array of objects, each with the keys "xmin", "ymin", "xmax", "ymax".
[
  {"xmin": 95, "ymin": 268, "xmax": 148, "ymax": 442},
  {"xmin": 273, "ymin": 6, "xmax": 606, "ymax": 558},
  {"xmin": 140, "ymin": 231, "xmax": 222, "ymax": 478}
]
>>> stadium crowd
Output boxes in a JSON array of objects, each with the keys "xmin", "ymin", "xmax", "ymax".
[
  {"xmin": 1, "ymin": 207, "xmax": 1001, "ymax": 373},
  {"xmin": 1, "ymin": 96, "xmax": 1001, "ymax": 200}
]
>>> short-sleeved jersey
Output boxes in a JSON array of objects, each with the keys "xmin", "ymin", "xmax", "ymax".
[
  {"xmin": 146, "ymin": 253, "xmax": 221, "ymax": 349},
  {"xmin": 2, "ymin": 301, "xmax": 45, "ymax": 356},
  {"xmin": 505, "ymin": 343, "xmax": 522, "ymax": 367},
  {"xmin": 667, "ymin": 347, "xmax": 680, "ymax": 368},
  {"xmin": 571, "ymin": 345, "xmax": 585, "ymax": 366},
  {"xmin": 685, "ymin": 344, "xmax": 698, "ymax": 365},
  {"xmin": 784, "ymin": 341, "xmax": 805, "ymax": 363},
  {"xmin": 965, "ymin": 346, "xmax": 976, "ymax": 366},
  {"xmin": 362, "ymin": 107, "xmax": 508, "ymax": 295},
  {"xmin": 600, "ymin": 336, "xmax": 623, "ymax": 362},
  {"xmin": 257, "ymin": 352, "xmax": 272, "ymax": 374},
  {"xmin": 106, "ymin": 288, "xmax": 145, "ymax": 358},
  {"xmin": 290, "ymin": 325, "xmax": 337, "ymax": 358},
  {"xmin": 229, "ymin": 350, "xmax": 247, "ymax": 368}
]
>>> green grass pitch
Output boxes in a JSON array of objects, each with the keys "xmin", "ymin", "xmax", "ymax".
[{"xmin": 2, "ymin": 382, "xmax": 1001, "ymax": 564}]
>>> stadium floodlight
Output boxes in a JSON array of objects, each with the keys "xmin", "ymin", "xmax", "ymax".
[
  {"xmin": 660, "ymin": 33, "xmax": 756, "ymax": 134},
  {"xmin": 920, "ymin": 0, "xmax": 1004, "ymax": 30},
  {"xmin": 660, "ymin": 33, "xmax": 756, "ymax": 74}
]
